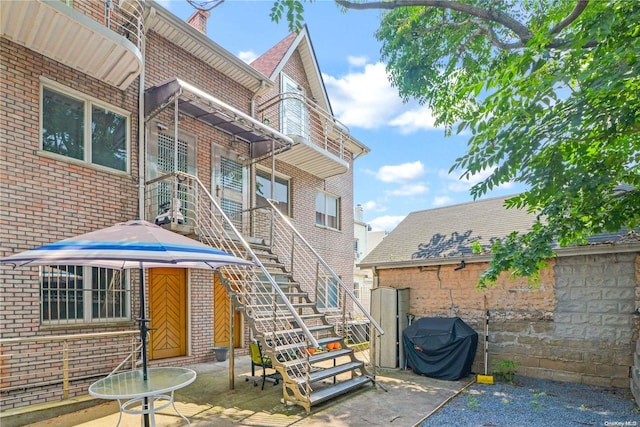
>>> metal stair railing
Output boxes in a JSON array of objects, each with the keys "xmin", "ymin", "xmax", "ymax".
[
  {"xmin": 265, "ymin": 199, "xmax": 384, "ymax": 368},
  {"xmin": 144, "ymin": 172, "xmax": 319, "ymax": 380}
]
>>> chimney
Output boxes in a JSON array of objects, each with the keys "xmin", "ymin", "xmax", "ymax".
[
  {"xmin": 186, "ymin": 9, "xmax": 210, "ymax": 34},
  {"xmin": 354, "ymin": 204, "xmax": 364, "ymax": 222}
]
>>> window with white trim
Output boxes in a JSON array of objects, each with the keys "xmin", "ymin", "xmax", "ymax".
[
  {"xmin": 317, "ymin": 276, "xmax": 339, "ymax": 310},
  {"xmin": 41, "ymin": 84, "xmax": 129, "ymax": 172},
  {"xmin": 40, "ymin": 266, "xmax": 130, "ymax": 325},
  {"xmin": 256, "ymin": 168, "xmax": 290, "ymax": 216},
  {"xmin": 315, "ymin": 191, "xmax": 340, "ymax": 230},
  {"xmin": 280, "ymin": 74, "xmax": 308, "ymax": 138}
]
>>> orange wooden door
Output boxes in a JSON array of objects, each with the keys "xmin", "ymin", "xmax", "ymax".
[
  {"xmin": 149, "ymin": 268, "xmax": 187, "ymax": 359},
  {"xmin": 214, "ymin": 273, "xmax": 242, "ymax": 348}
]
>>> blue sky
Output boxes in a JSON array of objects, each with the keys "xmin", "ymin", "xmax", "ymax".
[{"xmin": 159, "ymin": 0, "xmax": 523, "ymax": 231}]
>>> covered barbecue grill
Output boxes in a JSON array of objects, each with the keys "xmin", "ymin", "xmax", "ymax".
[{"xmin": 403, "ymin": 317, "xmax": 478, "ymax": 380}]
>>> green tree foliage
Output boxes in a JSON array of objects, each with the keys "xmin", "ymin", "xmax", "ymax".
[{"xmin": 268, "ymin": 0, "xmax": 640, "ymax": 287}]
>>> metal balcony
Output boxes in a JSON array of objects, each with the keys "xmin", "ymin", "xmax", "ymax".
[
  {"xmin": 257, "ymin": 93, "xmax": 369, "ymax": 179},
  {"xmin": 1, "ymin": 0, "xmax": 144, "ymax": 90}
]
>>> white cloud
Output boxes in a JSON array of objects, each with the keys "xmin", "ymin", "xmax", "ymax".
[
  {"xmin": 238, "ymin": 50, "xmax": 258, "ymax": 63},
  {"xmin": 377, "ymin": 161, "xmax": 425, "ymax": 183},
  {"xmin": 322, "ymin": 62, "xmax": 403, "ymax": 129},
  {"xmin": 347, "ymin": 55, "xmax": 368, "ymax": 67},
  {"xmin": 389, "ymin": 106, "xmax": 439, "ymax": 134},
  {"xmin": 369, "ymin": 215, "xmax": 405, "ymax": 232},
  {"xmin": 433, "ymin": 196, "xmax": 454, "ymax": 207},
  {"xmin": 362, "ymin": 200, "xmax": 386, "ymax": 212},
  {"xmin": 388, "ymin": 183, "xmax": 429, "ymax": 197}
]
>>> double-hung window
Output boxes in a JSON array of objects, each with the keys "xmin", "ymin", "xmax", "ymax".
[
  {"xmin": 315, "ymin": 191, "xmax": 340, "ymax": 230},
  {"xmin": 41, "ymin": 266, "xmax": 130, "ymax": 325},
  {"xmin": 41, "ymin": 82, "xmax": 129, "ymax": 172},
  {"xmin": 256, "ymin": 168, "xmax": 290, "ymax": 216}
]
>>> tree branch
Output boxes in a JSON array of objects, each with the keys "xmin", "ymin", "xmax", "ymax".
[
  {"xmin": 550, "ymin": 0, "xmax": 589, "ymax": 35},
  {"xmin": 337, "ymin": 0, "xmax": 534, "ymax": 42},
  {"xmin": 337, "ymin": 0, "xmax": 595, "ymax": 49}
]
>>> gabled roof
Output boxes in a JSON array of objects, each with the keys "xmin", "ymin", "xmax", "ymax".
[
  {"xmin": 251, "ymin": 31, "xmax": 297, "ymax": 78},
  {"xmin": 359, "ymin": 195, "xmax": 640, "ymax": 269},
  {"xmin": 250, "ymin": 25, "xmax": 332, "ymax": 113}
]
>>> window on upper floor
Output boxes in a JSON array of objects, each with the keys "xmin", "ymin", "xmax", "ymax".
[
  {"xmin": 315, "ymin": 191, "xmax": 340, "ymax": 230},
  {"xmin": 40, "ymin": 266, "xmax": 130, "ymax": 325},
  {"xmin": 41, "ymin": 83, "xmax": 129, "ymax": 173},
  {"xmin": 256, "ymin": 168, "xmax": 290, "ymax": 216},
  {"xmin": 280, "ymin": 74, "xmax": 308, "ymax": 139}
]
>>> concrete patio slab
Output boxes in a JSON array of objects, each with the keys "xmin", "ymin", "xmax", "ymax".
[{"xmin": 24, "ymin": 355, "xmax": 472, "ymax": 427}]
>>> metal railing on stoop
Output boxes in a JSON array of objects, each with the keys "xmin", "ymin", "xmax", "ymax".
[{"xmin": 145, "ymin": 172, "xmax": 384, "ymax": 413}]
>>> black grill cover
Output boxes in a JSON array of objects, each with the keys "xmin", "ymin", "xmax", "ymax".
[{"xmin": 403, "ymin": 317, "xmax": 478, "ymax": 380}]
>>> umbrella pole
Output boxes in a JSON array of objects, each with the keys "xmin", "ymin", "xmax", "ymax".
[{"xmin": 139, "ymin": 268, "xmax": 151, "ymax": 427}]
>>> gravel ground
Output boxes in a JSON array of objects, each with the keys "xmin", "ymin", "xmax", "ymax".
[{"xmin": 420, "ymin": 376, "xmax": 640, "ymax": 427}]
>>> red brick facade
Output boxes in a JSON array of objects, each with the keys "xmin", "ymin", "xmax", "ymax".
[{"xmin": 1, "ymin": 3, "xmax": 360, "ymax": 411}]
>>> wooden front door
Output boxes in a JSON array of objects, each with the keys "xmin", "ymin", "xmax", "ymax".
[
  {"xmin": 149, "ymin": 268, "xmax": 187, "ymax": 359},
  {"xmin": 214, "ymin": 273, "xmax": 242, "ymax": 348}
]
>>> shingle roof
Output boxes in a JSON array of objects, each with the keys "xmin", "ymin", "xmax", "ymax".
[
  {"xmin": 361, "ymin": 195, "xmax": 533, "ymax": 266},
  {"xmin": 359, "ymin": 195, "xmax": 640, "ymax": 268},
  {"xmin": 250, "ymin": 31, "xmax": 297, "ymax": 78}
]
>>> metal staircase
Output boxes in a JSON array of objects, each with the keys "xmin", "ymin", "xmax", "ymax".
[{"xmin": 145, "ymin": 172, "xmax": 384, "ymax": 413}]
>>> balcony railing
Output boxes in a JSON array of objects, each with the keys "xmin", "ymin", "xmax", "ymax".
[
  {"xmin": 257, "ymin": 93, "xmax": 361, "ymax": 179},
  {"xmin": 0, "ymin": 0, "xmax": 144, "ymax": 89}
]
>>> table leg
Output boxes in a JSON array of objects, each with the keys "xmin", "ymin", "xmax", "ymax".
[
  {"xmin": 116, "ymin": 399, "xmax": 124, "ymax": 427},
  {"xmin": 169, "ymin": 391, "xmax": 191, "ymax": 426},
  {"xmin": 148, "ymin": 396, "xmax": 156, "ymax": 427}
]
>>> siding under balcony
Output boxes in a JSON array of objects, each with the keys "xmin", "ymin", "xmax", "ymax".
[
  {"xmin": 1, "ymin": 0, "xmax": 143, "ymax": 90},
  {"xmin": 258, "ymin": 93, "xmax": 369, "ymax": 180}
]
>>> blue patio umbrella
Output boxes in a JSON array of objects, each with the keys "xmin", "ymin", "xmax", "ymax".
[{"xmin": 0, "ymin": 220, "xmax": 253, "ymax": 404}]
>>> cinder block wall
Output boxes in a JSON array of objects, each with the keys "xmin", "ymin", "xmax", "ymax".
[{"xmin": 376, "ymin": 252, "xmax": 640, "ymax": 392}]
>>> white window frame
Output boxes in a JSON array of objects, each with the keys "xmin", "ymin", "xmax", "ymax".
[
  {"xmin": 315, "ymin": 191, "xmax": 340, "ymax": 230},
  {"xmin": 40, "ymin": 266, "xmax": 130, "ymax": 326},
  {"xmin": 255, "ymin": 166, "xmax": 291, "ymax": 216},
  {"xmin": 40, "ymin": 77, "xmax": 131, "ymax": 174},
  {"xmin": 280, "ymin": 73, "xmax": 308, "ymax": 139},
  {"xmin": 316, "ymin": 276, "xmax": 340, "ymax": 310}
]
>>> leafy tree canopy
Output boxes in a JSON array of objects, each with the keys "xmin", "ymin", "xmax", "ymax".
[{"xmin": 264, "ymin": 1, "xmax": 640, "ymax": 287}]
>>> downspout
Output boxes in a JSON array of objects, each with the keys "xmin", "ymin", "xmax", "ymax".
[
  {"xmin": 138, "ymin": 34, "xmax": 146, "ymax": 219},
  {"xmin": 138, "ymin": 6, "xmax": 155, "ymax": 221}
]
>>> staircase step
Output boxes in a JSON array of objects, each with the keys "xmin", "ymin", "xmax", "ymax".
[
  {"xmin": 316, "ymin": 337, "xmax": 343, "ymax": 347},
  {"xmin": 309, "ymin": 376, "xmax": 372, "ymax": 406},
  {"xmin": 252, "ymin": 311, "xmax": 323, "ymax": 321},
  {"xmin": 283, "ymin": 348, "xmax": 353, "ymax": 369},
  {"xmin": 265, "ymin": 325, "xmax": 334, "ymax": 348},
  {"xmin": 300, "ymin": 361, "xmax": 363, "ymax": 384},
  {"xmin": 261, "ymin": 261, "xmax": 287, "ymax": 270}
]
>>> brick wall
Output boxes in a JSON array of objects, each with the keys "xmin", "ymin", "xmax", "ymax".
[
  {"xmin": 1, "ymin": 11, "xmax": 361, "ymax": 411},
  {"xmin": 376, "ymin": 252, "xmax": 640, "ymax": 390},
  {"xmin": 1, "ymin": 36, "xmax": 140, "ymax": 409}
]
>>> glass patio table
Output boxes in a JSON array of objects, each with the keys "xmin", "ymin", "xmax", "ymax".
[{"xmin": 89, "ymin": 367, "xmax": 197, "ymax": 427}]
